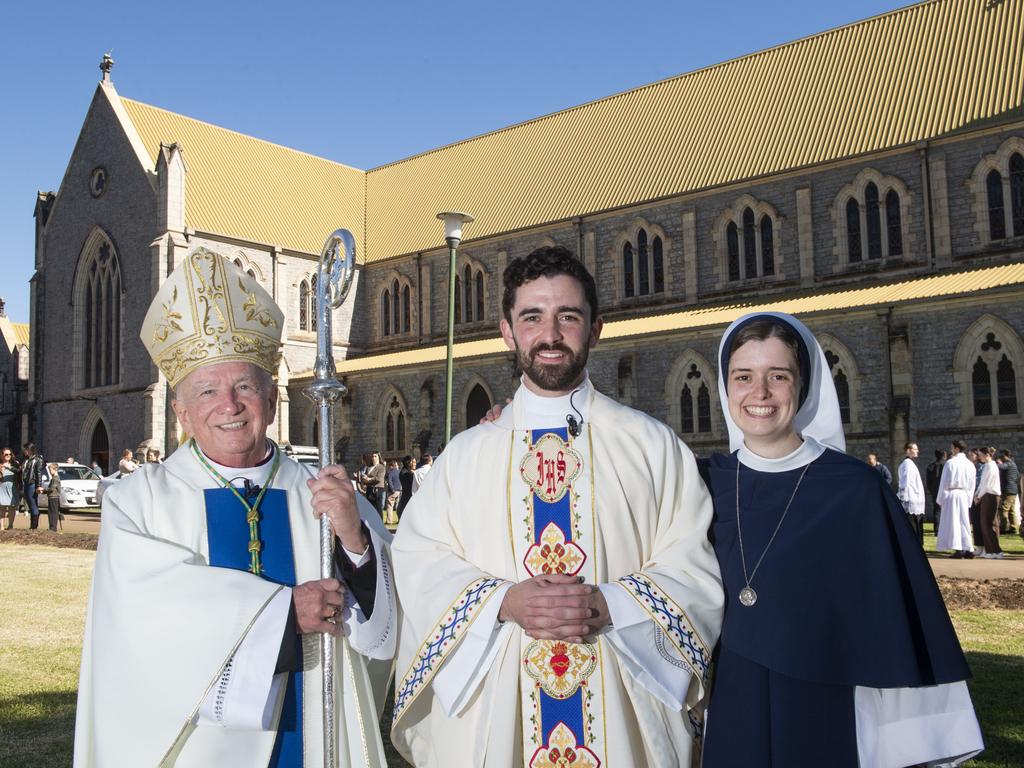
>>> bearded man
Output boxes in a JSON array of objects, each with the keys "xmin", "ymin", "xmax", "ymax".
[
  {"xmin": 74, "ymin": 249, "xmax": 396, "ymax": 767},
  {"xmin": 390, "ymin": 246, "xmax": 723, "ymax": 767}
]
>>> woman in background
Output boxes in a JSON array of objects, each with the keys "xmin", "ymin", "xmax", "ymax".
[{"xmin": 0, "ymin": 448, "xmax": 19, "ymax": 530}]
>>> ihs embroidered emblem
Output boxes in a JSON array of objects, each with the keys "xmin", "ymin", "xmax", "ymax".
[{"xmin": 520, "ymin": 432, "xmax": 583, "ymax": 503}]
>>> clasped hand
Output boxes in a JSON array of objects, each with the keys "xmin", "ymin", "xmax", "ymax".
[
  {"xmin": 306, "ymin": 464, "xmax": 368, "ymax": 555},
  {"xmin": 498, "ymin": 574, "xmax": 610, "ymax": 643}
]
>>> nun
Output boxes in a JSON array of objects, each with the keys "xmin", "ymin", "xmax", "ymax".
[{"xmin": 700, "ymin": 312, "xmax": 983, "ymax": 767}]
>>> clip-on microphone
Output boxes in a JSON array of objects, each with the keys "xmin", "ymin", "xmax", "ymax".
[{"xmin": 566, "ymin": 387, "xmax": 584, "ymax": 438}]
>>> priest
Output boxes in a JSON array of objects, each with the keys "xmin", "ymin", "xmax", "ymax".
[
  {"xmin": 74, "ymin": 249, "xmax": 396, "ymax": 767},
  {"xmin": 390, "ymin": 246, "xmax": 724, "ymax": 767}
]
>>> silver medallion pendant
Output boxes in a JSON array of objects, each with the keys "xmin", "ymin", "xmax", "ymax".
[{"xmin": 739, "ymin": 586, "xmax": 758, "ymax": 607}]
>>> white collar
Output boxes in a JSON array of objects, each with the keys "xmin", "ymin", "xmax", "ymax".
[
  {"xmin": 197, "ymin": 441, "xmax": 276, "ymax": 488},
  {"xmin": 737, "ymin": 435, "xmax": 827, "ymax": 473},
  {"xmin": 517, "ymin": 373, "xmax": 592, "ymax": 430}
]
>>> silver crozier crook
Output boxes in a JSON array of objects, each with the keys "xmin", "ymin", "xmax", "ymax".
[{"xmin": 303, "ymin": 229, "xmax": 355, "ymax": 768}]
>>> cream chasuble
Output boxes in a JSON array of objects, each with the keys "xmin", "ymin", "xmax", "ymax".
[
  {"xmin": 73, "ymin": 445, "xmax": 396, "ymax": 768},
  {"xmin": 391, "ymin": 379, "xmax": 724, "ymax": 768}
]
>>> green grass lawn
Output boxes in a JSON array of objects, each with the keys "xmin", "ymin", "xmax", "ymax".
[
  {"xmin": 1, "ymin": 543, "xmax": 1021, "ymax": 767},
  {"xmin": 923, "ymin": 519, "xmax": 1024, "ymax": 555}
]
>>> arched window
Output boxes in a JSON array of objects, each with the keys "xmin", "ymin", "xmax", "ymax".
[
  {"xmin": 619, "ymin": 224, "xmax": 666, "ymax": 298},
  {"xmin": 299, "ymin": 280, "xmax": 310, "ymax": 331},
  {"xmin": 623, "ymin": 242, "xmax": 635, "ymax": 298},
  {"xmin": 726, "ymin": 223, "xmax": 740, "ymax": 282},
  {"xmin": 652, "ymin": 236, "xmax": 664, "ymax": 293},
  {"xmin": 1011, "ymin": 152, "xmax": 1024, "ymax": 238},
  {"xmin": 846, "ymin": 199, "xmax": 862, "ymax": 263},
  {"xmin": 955, "ymin": 317, "xmax": 1024, "ymax": 423},
  {"xmin": 834, "ymin": 370, "xmax": 851, "ymax": 424},
  {"xmin": 454, "ymin": 259, "xmax": 486, "ymax": 325},
  {"xmin": 309, "ymin": 274, "xmax": 318, "ymax": 333},
  {"xmin": 973, "ymin": 357, "xmax": 992, "ymax": 417},
  {"xmin": 463, "ymin": 265, "xmax": 473, "ymax": 322},
  {"xmin": 454, "ymin": 274, "xmax": 462, "ymax": 324},
  {"xmin": 381, "ymin": 288, "xmax": 391, "ymax": 337},
  {"xmin": 617, "ymin": 357, "xmax": 634, "ymax": 403},
  {"xmin": 885, "ymin": 190, "xmax": 903, "ymax": 256},
  {"xmin": 742, "ymin": 208, "xmax": 757, "ymax": 279},
  {"xmin": 988, "ymin": 169, "xmax": 1007, "ymax": 241},
  {"xmin": 760, "ymin": 215, "xmax": 774, "ymax": 276},
  {"xmin": 384, "ymin": 394, "xmax": 407, "ymax": 452},
  {"xmin": 997, "ymin": 355, "xmax": 1018, "ymax": 415},
  {"xmin": 673, "ymin": 361, "xmax": 712, "ymax": 435},
  {"xmin": 391, "ymin": 279, "xmax": 401, "ymax": 337},
  {"xmin": 865, "ymin": 182, "xmax": 882, "ymax": 260},
  {"xmin": 465, "ymin": 384, "xmax": 492, "ymax": 428},
  {"xmin": 821, "ymin": 340, "xmax": 858, "ymax": 428},
  {"xmin": 637, "ymin": 229, "xmax": 650, "ymax": 296},
  {"xmin": 403, "ymin": 284, "xmax": 412, "ymax": 333},
  {"xmin": 79, "ymin": 234, "xmax": 121, "ymax": 389},
  {"xmin": 475, "ymin": 271, "xmax": 484, "ymax": 322}
]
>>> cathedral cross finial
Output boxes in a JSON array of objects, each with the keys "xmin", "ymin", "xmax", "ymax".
[{"xmin": 100, "ymin": 52, "xmax": 114, "ymax": 83}]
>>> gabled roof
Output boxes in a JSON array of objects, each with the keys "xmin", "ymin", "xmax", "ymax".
[
  {"xmin": 296, "ymin": 261, "xmax": 1024, "ymax": 377},
  {"xmin": 112, "ymin": 0, "xmax": 1023, "ymax": 264},
  {"xmin": 120, "ymin": 98, "xmax": 365, "ymax": 257},
  {"xmin": 364, "ymin": 0, "xmax": 1024, "ymax": 260},
  {"xmin": 0, "ymin": 318, "xmax": 30, "ymax": 353}
]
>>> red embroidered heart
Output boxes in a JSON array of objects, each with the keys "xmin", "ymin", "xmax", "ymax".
[{"xmin": 550, "ymin": 653, "xmax": 570, "ymax": 677}]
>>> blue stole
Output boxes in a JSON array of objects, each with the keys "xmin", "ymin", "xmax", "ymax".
[{"xmin": 204, "ymin": 487, "xmax": 303, "ymax": 768}]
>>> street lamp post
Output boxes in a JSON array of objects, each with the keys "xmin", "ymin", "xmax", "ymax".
[{"xmin": 437, "ymin": 211, "xmax": 474, "ymax": 446}]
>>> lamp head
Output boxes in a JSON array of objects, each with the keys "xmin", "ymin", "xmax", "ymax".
[{"xmin": 437, "ymin": 211, "xmax": 474, "ymax": 244}]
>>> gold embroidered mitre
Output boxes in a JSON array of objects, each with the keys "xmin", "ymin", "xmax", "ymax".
[{"xmin": 141, "ymin": 248, "xmax": 283, "ymax": 388}]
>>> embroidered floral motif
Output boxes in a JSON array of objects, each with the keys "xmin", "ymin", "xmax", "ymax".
[
  {"xmin": 524, "ymin": 522, "xmax": 587, "ymax": 576},
  {"xmin": 240, "ymin": 278, "xmax": 279, "ymax": 327},
  {"xmin": 529, "ymin": 722, "xmax": 601, "ymax": 768},
  {"xmin": 523, "ymin": 639, "xmax": 597, "ymax": 700},
  {"xmin": 392, "ymin": 577, "xmax": 503, "ymax": 724},
  {"xmin": 152, "ymin": 286, "xmax": 184, "ymax": 343},
  {"xmin": 520, "ymin": 432, "xmax": 583, "ymax": 503},
  {"xmin": 618, "ymin": 573, "xmax": 710, "ymax": 682}
]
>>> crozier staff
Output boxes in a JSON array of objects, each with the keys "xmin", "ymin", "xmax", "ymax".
[
  {"xmin": 74, "ymin": 249, "xmax": 396, "ymax": 768},
  {"xmin": 700, "ymin": 312, "xmax": 983, "ymax": 767}
]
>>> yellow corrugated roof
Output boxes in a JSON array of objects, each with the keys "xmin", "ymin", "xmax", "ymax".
[
  {"xmin": 120, "ymin": 99, "xmax": 365, "ymax": 257},
  {"xmin": 364, "ymin": 0, "xmax": 1024, "ymax": 261},
  {"xmin": 313, "ymin": 262, "xmax": 1024, "ymax": 376},
  {"xmin": 12, "ymin": 323, "xmax": 29, "ymax": 347}
]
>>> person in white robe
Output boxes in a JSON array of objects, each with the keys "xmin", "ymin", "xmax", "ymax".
[
  {"xmin": 73, "ymin": 249, "xmax": 396, "ymax": 768},
  {"xmin": 936, "ymin": 440, "xmax": 977, "ymax": 558},
  {"xmin": 898, "ymin": 441, "xmax": 927, "ymax": 545},
  {"xmin": 390, "ymin": 246, "xmax": 724, "ymax": 768}
]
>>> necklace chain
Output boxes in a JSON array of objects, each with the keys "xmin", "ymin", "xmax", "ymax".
[
  {"xmin": 190, "ymin": 440, "xmax": 281, "ymax": 576},
  {"xmin": 735, "ymin": 459, "xmax": 810, "ymax": 606}
]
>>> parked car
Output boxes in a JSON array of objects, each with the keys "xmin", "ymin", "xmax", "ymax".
[
  {"xmin": 49, "ymin": 463, "xmax": 102, "ymax": 511},
  {"xmin": 94, "ymin": 470, "xmax": 125, "ymax": 506},
  {"xmin": 280, "ymin": 444, "xmax": 319, "ymax": 469}
]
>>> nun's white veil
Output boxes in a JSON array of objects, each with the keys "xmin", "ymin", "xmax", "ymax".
[{"xmin": 716, "ymin": 311, "xmax": 846, "ymax": 453}]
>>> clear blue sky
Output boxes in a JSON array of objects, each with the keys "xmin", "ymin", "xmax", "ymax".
[{"xmin": 2, "ymin": 0, "xmax": 914, "ymax": 325}]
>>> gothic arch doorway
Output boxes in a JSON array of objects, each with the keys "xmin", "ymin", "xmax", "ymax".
[
  {"xmin": 465, "ymin": 383, "xmax": 492, "ymax": 429},
  {"xmin": 90, "ymin": 420, "xmax": 110, "ymax": 474}
]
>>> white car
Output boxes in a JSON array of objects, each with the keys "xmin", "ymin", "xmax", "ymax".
[
  {"xmin": 50, "ymin": 463, "xmax": 102, "ymax": 511},
  {"xmin": 94, "ymin": 471, "xmax": 124, "ymax": 506}
]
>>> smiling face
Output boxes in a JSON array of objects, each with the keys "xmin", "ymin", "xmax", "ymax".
[
  {"xmin": 171, "ymin": 361, "xmax": 277, "ymax": 468},
  {"xmin": 499, "ymin": 274, "xmax": 603, "ymax": 396},
  {"xmin": 726, "ymin": 336, "xmax": 802, "ymax": 458}
]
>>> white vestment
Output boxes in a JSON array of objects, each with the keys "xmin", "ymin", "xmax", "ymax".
[
  {"xmin": 898, "ymin": 457, "xmax": 926, "ymax": 516},
  {"xmin": 936, "ymin": 453, "xmax": 976, "ymax": 552},
  {"xmin": 74, "ymin": 445, "xmax": 397, "ymax": 767},
  {"xmin": 391, "ymin": 380, "xmax": 724, "ymax": 767}
]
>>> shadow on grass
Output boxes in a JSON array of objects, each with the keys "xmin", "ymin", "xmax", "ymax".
[
  {"xmin": 966, "ymin": 651, "xmax": 1024, "ymax": 767},
  {"xmin": 0, "ymin": 689, "xmax": 77, "ymax": 768}
]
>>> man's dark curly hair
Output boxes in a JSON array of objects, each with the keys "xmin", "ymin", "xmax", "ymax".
[{"xmin": 501, "ymin": 246, "xmax": 599, "ymax": 323}]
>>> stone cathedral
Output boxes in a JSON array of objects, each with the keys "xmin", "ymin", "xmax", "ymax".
[{"xmin": 28, "ymin": 0, "xmax": 1024, "ymax": 473}]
